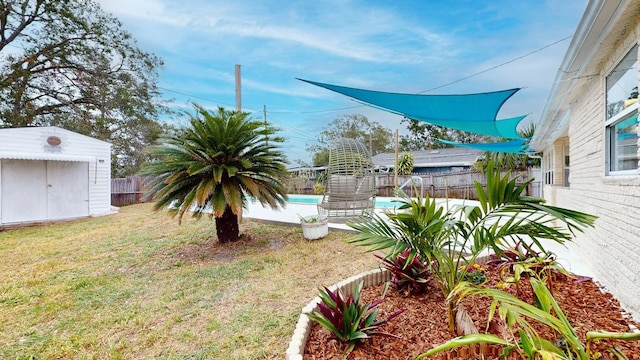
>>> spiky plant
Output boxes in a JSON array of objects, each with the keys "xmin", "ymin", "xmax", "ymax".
[
  {"xmin": 375, "ymin": 248, "xmax": 431, "ymax": 295},
  {"xmin": 306, "ymin": 281, "xmax": 404, "ymax": 359},
  {"xmin": 417, "ymin": 279, "xmax": 640, "ymax": 360},
  {"xmin": 348, "ymin": 161, "xmax": 597, "ymax": 334},
  {"xmin": 141, "ymin": 104, "xmax": 289, "ymax": 243}
]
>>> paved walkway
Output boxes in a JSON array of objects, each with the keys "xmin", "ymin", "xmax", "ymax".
[{"xmin": 244, "ymin": 199, "xmax": 594, "ymax": 278}]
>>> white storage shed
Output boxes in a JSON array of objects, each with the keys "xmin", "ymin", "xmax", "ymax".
[{"xmin": 0, "ymin": 126, "xmax": 111, "ymax": 227}]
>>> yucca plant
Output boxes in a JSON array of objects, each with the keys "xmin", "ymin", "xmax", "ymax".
[
  {"xmin": 375, "ymin": 248, "xmax": 431, "ymax": 295},
  {"xmin": 417, "ymin": 278, "xmax": 640, "ymax": 359},
  {"xmin": 305, "ymin": 280, "xmax": 404, "ymax": 359},
  {"xmin": 348, "ymin": 161, "xmax": 597, "ymax": 335}
]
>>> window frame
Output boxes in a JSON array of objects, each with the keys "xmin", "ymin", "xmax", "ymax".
[
  {"xmin": 605, "ymin": 103, "xmax": 638, "ymax": 176},
  {"xmin": 604, "ymin": 43, "xmax": 638, "ymax": 176},
  {"xmin": 543, "ymin": 149, "xmax": 554, "ymax": 185}
]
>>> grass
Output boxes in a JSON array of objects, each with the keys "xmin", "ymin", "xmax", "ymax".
[{"xmin": 0, "ymin": 203, "xmax": 377, "ymax": 359}]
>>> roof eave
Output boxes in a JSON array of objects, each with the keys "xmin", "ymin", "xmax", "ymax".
[{"xmin": 531, "ymin": 0, "xmax": 628, "ymax": 151}]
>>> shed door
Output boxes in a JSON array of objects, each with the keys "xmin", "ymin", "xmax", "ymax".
[
  {"xmin": 1, "ymin": 160, "xmax": 48, "ymax": 223},
  {"xmin": 47, "ymin": 161, "xmax": 89, "ymax": 220},
  {"xmin": 1, "ymin": 160, "xmax": 89, "ymax": 224}
]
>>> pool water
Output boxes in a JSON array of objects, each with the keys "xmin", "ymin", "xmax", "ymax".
[{"xmin": 285, "ymin": 194, "xmax": 401, "ymax": 208}]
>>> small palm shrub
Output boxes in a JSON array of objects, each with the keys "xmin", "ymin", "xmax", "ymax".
[
  {"xmin": 305, "ymin": 280, "xmax": 404, "ymax": 358},
  {"xmin": 142, "ymin": 104, "xmax": 289, "ymax": 243},
  {"xmin": 375, "ymin": 248, "xmax": 431, "ymax": 295},
  {"xmin": 417, "ymin": 278, "xmax": 640, "ymax": 360},
  {"xmin": 348, "ymin": 161, "xmax": 597, "ymax": 334}
]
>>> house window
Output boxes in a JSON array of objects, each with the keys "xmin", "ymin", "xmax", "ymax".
[
  {"xmin": 605, "ymin": 43, "xmax": 638, "ymax": 175},
  {"xmin": 563, "ymin": 144, "xmax": 570, "ymax": 187},
  {"xmin": 543, "ymin": 150, "xmax": 554, "ymax": 185}
]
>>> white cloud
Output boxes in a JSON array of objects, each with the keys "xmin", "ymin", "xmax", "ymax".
[{"xmin": 94, "ymin": 0, "xmax": 589, "ymax": 163}]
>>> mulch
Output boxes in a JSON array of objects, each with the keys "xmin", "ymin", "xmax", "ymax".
[{"xmin": 304, "ymin": 264, "xmax": 640, "ymax": 359}]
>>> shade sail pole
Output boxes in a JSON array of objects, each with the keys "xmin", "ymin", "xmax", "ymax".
[{"xmin": 394, "ymin": 129, "xmax": 398, "ymax": 188}]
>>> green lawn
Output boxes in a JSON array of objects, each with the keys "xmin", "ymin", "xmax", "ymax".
[{"xmin": 0, "ymin": 203, "xmax": 376, "ymax": 359}]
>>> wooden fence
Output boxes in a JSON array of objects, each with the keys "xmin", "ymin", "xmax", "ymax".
[
  {"xmin": 375, "ymin": 169, "xmax": 537, "ymax": 199},
  {"xmin": 111, "ymin": 176, "xmax": 145, "ymax": 207},
  {"xmin": 288, "ymin": 169, "xmax": 540, "ymax": 200},
  {"xmin": 114, "ymin": 169, "xmax": 540, "ymax": 206}
]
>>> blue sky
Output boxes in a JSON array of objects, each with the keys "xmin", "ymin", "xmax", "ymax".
[{"xmin": 98, "ymin": 0, "xmax": 587, "ymax": 164}]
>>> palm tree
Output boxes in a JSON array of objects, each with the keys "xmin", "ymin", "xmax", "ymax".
[
  {"xmin": 141, "ymin": 104, "xmax": 289, "ymax": 243},
  {"xmin": 474, "ymin": 122, "xmax": 540, "ymax": 172}
]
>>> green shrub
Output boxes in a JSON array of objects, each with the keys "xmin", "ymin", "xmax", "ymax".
[
  {"xmin": 397, "ymin": 152, "xmax": 415, "ymax": 175},
  {"xmin": 348, "ymin": 161, "xmax": 597, "ymax": 334},
  {"xmin": 417, "ymin": 279, "xmax": 640, "ymax": 360},
  {"xmin": 305, "ymin": 280, "xmax": 404, "ymax": 358},
  {"xmin": 376, "ymin": 248, "xmax": 431, "ymax": 295}
]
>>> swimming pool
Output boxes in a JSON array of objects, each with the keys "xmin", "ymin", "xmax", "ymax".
[{"xmin": 285, "ymin": 194, "xmax": 402, "ymax": 208}]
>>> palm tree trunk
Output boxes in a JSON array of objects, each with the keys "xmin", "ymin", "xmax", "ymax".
[{"xmin": 215, "ymin": 206, "xmax": 239, "ymax": 243}]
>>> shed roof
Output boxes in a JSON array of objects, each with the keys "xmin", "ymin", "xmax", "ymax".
[
  {"xmin": 0, "ymin": 126, "xmax": 111, "ymax": 161},
  {"xmin": 0, "ymin": 126, "xmax": 111, "ymax": 145},
  {"xmin": 372, "ymin": 147, "xmax": 481, "ymax": 168},
  {"xmin": 0, "ymin": 151, "xmax": 94, "ymax": 162}
]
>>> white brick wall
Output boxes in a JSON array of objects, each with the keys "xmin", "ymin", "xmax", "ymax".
[{"xmin": 546, "ymin": 27, "xmax": 640, "ymax": 319}]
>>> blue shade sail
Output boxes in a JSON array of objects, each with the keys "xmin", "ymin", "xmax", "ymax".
[
  {"xmin": 437, "ymin": 139, "xmax": 532, "ymax": 154},
  {"xmin": 299, "ymin": 78, "xmax": 527, "ymax": 139}
]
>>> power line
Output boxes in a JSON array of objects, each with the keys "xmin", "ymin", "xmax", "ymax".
[
  {"xmin": 160, "ymin": 35, "xmax": 573, "ymax": 114},
  {"xmin": 265, "ymin": 104, "xmax": 363, "ymax": 114},
  {"xmin": 158, "ymin": 86, "xmax": 242, "ymax": 109},
  {"xmin": 418, "ymin": 35, "xmax": 573, "ymax": 94}
]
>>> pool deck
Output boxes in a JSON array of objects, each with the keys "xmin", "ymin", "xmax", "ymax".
[{"xmin": 244, "ymin": 199, "xmax": 595, "ymax": 278}]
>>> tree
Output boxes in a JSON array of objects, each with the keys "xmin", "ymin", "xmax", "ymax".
[
  {"xmin": 474, "ymin": 122, "xmax": 540, "ymax": 172},
  {"xmin": 307, "ymin": 114, "xmax": 392, "ymax": 166},
  {"xmin": 141, "ymin": 105, "xmax": 289, "ymax": 243},
  {"xmin": 0, "ymin": 0, "xmax": 167, "ymax": 176},
  {"xmin": 397, "ymin": 152, "xmax": 414, "ymax": 175},
  {"xmin": 399, "ymin": 118, "xmax": 492, "ymax": 151},
  {"xmin": 399, "ymin": 118, "xmax": 448, "ymax": 151}
]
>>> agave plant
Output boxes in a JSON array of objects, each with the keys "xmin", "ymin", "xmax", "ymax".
[
  {"xmin": 305, "ymin": 280, "xmax": 404, "ymax": 359},
  {"xmin": 417, "ymin": 278, "xmax": 640, "ymax": 360},
  {"xmin": 375, "ymin": 248, "xmax": 431, "ymax": 295},
  {"xmin": 347, "ymin": 161, "xmax": 597, "ymax": 335}
]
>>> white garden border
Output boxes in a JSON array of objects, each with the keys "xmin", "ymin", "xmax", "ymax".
[
  {"xmin": 286, "ymin": 254, "xmax": 497, "ymax": 359},
  {"xmin": 285, "ymin": 268, "xmax": 391, "ymax": 360}
]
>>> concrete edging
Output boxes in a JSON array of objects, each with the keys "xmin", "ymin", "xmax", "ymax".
[{"xmin": 285, "ymin": 268, "xmax": 391, "ymax": 360}]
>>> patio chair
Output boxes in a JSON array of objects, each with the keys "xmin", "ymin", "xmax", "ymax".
[{"xmin": 317, "ymin": 138, "xmax": 376, "ymax": 221}]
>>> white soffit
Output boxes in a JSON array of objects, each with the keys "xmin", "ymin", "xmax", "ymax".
[{"xmin": 0, "ymin": 151, "xmax": 94, "ymax": 162}]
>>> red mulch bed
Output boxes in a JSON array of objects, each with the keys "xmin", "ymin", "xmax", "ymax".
[{"xmin": 304, "ymin": 264, "xmax": 640, "ymax": 359}]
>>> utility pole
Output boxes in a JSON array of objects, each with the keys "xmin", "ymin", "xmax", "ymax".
[
  {"xmin": 263, "ymin": 105, "xmax": 268, "ymax": 146},
  {"xmin": 235, "ymin": 64, "xmax": 241, "ymax": 111},
  {"xmin": 235, "ymin": 64, "xmax": 242, "ymax": 222}
]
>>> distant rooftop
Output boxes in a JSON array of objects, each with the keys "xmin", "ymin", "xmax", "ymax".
[{"xmin": 372, "ymin": 147, "xmax": 482, "ymax": 168}]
